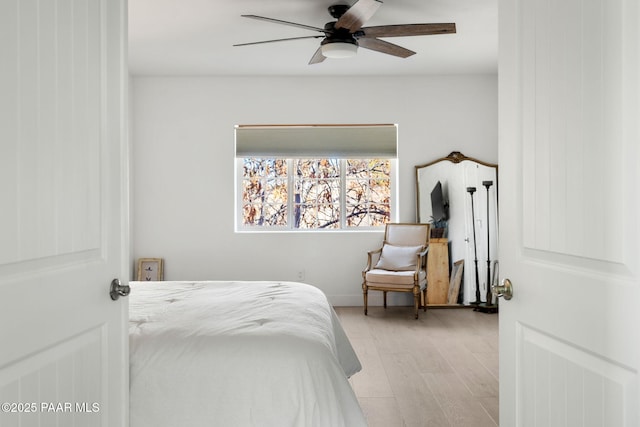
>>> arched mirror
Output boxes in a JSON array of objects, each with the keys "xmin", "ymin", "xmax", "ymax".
[{"xmin": 415, "ymin": 152, "xmax": 498, "ymax": 307}]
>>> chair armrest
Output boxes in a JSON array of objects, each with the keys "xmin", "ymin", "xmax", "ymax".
[
  {"xmin": 415, "ymin": 246, "xmax": 430, "ymax": 273},
  {"xmin": 364, "ymin": 248, "xmax": 383, "ymax": 273}
]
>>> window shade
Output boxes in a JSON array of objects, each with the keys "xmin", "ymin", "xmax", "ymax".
[{"xmin": 235, "ymin": 124, "xmax": 397, "ymax": 158}]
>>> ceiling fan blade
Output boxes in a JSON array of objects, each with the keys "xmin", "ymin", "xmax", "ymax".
[
  {"xmin": 234, "ymin": 35, "xmax": 323, "ymax": 47},
  {"xmin": 335, "ymin": 0, "xmax": 382, "ymax": 32},
  {"xmin": 241, "ymin": 15, "xmax": 327, "ymax": 33},
  {"xmin": 308, "ymin": 47, "xmax": 326, "ymax": 65},
  {"xmin": 357, "ymin": 38, "xmax": 415, "ymax": 58},
  {"xmin": 360, "ymin": 23, "xmax": 456, "ymax": 38}
]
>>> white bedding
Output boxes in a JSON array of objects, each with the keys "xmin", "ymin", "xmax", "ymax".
[{"xmin": 129, "ymin": 280, "xmax": 366, "ymax": 427}]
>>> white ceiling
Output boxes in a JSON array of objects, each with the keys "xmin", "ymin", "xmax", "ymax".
[{"xmin": 128, "ymin": 0, "xmax": 497, "ymax": 76}]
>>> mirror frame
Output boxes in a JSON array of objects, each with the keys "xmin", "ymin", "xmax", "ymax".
[{"xmin": 415, "ymin": 151, "xmax": 498, "ymax": 223}]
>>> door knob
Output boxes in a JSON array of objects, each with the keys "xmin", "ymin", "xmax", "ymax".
[
  {"xmin": 110, "ymin": 278, "xmax": 130, "ymax": 301},
  {"xmin": 492, "ymin": 278, "xmax": 513, "ymax": 300}
]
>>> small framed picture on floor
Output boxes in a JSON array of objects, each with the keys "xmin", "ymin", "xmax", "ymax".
[{"xmin": 137, "ymin": 258, "xmax": 164, "ymax": 281}]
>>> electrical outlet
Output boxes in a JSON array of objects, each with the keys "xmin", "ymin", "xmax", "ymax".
[{"xmin": 296, "ymin": 269, "xmax": 305, "ymax": 281}]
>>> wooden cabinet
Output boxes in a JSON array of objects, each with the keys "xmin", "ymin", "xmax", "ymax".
[{"xmin": 426, "ymin": 238, "xmax": 450, "ymax": 305}]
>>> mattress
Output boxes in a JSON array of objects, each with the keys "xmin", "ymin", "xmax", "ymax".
[{"xmin": 129, "ymin": 280, "xmax": 365, "ymax": 427}]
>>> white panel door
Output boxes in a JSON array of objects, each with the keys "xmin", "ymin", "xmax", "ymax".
[
  {"xmin": 499, "ymin": 0, "xmax": 639, "ymax": 425},
  {"xmin": 0, "ymin": 0, "xmax": 129, "ymax": 426}
]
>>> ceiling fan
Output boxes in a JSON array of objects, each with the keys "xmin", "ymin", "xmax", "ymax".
[{"xmin": 234, "ymin": 0, "xmax": 456, "ymax": 64}]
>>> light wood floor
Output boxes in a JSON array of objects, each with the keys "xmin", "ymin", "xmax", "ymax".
[{"xmin": 334, "ymin": 306, "xmax": 499, "ymax": 427}]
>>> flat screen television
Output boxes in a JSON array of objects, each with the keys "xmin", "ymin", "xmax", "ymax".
[{"xmin": 430, "ymin": 181, "xmax": 449, "ymax": 222}]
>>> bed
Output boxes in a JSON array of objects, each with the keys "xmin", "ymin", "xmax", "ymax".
[{"xmin": 129, "ymin": 280, "xmax": 366, "ymax": 427}]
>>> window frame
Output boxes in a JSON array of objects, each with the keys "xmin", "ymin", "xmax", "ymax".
[{"xmin": 235, "ymin": 157, "xmax": 397, "ymax": 232}]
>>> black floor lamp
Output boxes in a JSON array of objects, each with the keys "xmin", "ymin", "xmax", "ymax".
[
  {"xmin": 476, "ymin": 180, "xmax": 498, "ymax": 313},
  {"xmin": 467, "ymin": 187, "xmax": 481, "ymax": 306}
]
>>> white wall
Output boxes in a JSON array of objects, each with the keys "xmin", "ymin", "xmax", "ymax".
[{"xmin": 130, "ymin": 75, "xmax": 497, "ymax": 305}]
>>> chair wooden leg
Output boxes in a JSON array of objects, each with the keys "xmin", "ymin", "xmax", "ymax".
[
  {"xmin": 383, "ymin": 291, "xmax": 387, "ymax": 308},
  {"xmin": 413, "ymin": 287, "xmax": 420, "ymax": 319},
  {"xmin": 362, "ymin": 283, "xmax": 368, "ymax": 316},
  {"xmin": 423, "ymin": 288, "xmax": 427, "ymax": 312}
]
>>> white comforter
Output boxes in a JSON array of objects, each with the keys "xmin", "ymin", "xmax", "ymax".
[{"xmin": 129, "ymin": 281, "xmax": 365, "ymax": 427}]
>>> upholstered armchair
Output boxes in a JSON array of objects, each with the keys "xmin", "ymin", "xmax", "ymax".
[{"xmin": 362, "ymin": 223, "xmax": 431, "ymax": 319}]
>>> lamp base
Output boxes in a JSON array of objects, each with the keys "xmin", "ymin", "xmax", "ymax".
[{"xmin": 473, "ymin": 303, "xmax": 498, "ymax": 314}]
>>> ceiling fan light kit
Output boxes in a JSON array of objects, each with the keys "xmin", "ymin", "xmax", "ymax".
[
  {"xmin": 235, "ymin": 0, "xmax": 456, "ymax": 65},
  {"xmin": 321, "ymin": 40, "xmax": 358, "ymax": 58}
]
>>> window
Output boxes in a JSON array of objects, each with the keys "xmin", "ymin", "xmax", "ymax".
[
  {"xmin": 242, "ymin": 158, "xmax": 288, "ymax": 227},
  {"xmin": 239, "ymin": 158, "xmax": 392, "ymax": 230},
  {"xmin": 344, "ymin": 159, "xmax": 391, "ymax": 227},
  {"xmin": 235, "ymin": 124, "xmax": 397, "ymax": 231}
]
